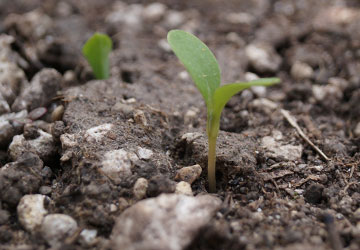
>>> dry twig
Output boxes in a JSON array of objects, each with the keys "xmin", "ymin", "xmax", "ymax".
[{"xmin": 281, "ymin": 109, "xmax": 330, "ymax": 161}]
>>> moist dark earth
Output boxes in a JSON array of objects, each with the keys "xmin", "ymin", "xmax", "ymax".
[{"xmin": 0, "ymin": 0, "xmax": 359, "ymax": 249}]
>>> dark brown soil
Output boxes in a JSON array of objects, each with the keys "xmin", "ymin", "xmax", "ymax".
[{"xmin": 0, "ymin": 0, "xmax": 359, "ymax": 250}]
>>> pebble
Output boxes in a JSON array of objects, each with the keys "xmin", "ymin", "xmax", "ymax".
[
  {"xmin": 136, "ymin": 147, "xmax": 153, "ymax": 160},
  {"xmin": 60, "ymin": 133, "xmax": 77, "ymax": 149},
  {"xmin": 245, "ymin": 42, "xmax": 282, "ymax": 73},
  {"xmin": 250, "ymin": 98, "xmax": 278, "ymax": 115},
  {"xmin": 28, "ymin": 107, "xmax": 47, "ymax": 121},
  {"xmin": 101, "ymin": 149, "xmax": 138, "ymax": 184},
  {"xmin": 175, "ymin": 181, "xmax": 193, "ymax": 196},
  {"xmin": 164, "ymin": 11, "xmax": 185, "ymax": 28},
  {"xmin": 79, "ymin": 229, "xmax": 97, "ymax": 246},
  {"xmin": 110, "ymin": 194, "xmax": 221, "ymax": 250},
  {"xmin": 41, "ymin": 214, "xmax": 78, "ymax": 247},
  {"xmin": 175, "ymin": 164, "xmax": 202, "ymax": 184},
  {"xmin": 158, "ymin": 39, "xmax": 171, "ymax": 52},
  {"xmin": 51, "ymin": 105, "xmax": 64, "ymax": 121},
  {"xmin": 225, "ymin": 12, "xmax": 255, "ymax": 25},
  {"xmin": 111, "ymin": 102, "xmax": 134, "ymax": 117},
  {"xmin": 84, "ymin": 123, "xmax": 115, "ymax": 143},
  {"xmin": 143, "ymin": 2, "xmax": 167, "ymax": 22},
  {"xmin": 133, "ymin": 177, "xmax": 148, "ymax": 200},
  {"xmin": 12, "ymin": 69, "xmax": 62, "ymax": 112},
  {"xmin": 291, "ymin": 61, "xmax": 314, "ymax": 80},
  {"xmin": 17, "ymin": 194, "xmax": 49, "ymax": 232},
  {"xmin": 262, "ymin": 134, "xmax": 303, "ymax": 161}
]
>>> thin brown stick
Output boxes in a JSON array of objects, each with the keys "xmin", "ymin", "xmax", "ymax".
[{"xmin": 281, "ymin": 109, "xmax": 330, "ymax": 161}]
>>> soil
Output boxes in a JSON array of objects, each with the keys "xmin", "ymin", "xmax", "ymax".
[{"xmin": 0, "ymin": 0, "xmax": 359, "ymax": 250}]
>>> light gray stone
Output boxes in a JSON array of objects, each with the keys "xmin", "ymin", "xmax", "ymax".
[
  {"xmin": 41, "ymin": 214, "xmax": 78, "ymax": 247},
  {"xmin": 175, "ymin": 182, "xmax": 193, "ymax": 196},
  {"xmin": 111, "ymin": 194, "xmax": 221, "ymax": 250},
  {"xmin": 101, "ymin": 149, "xmax": 138, "ymax": 184},
  {"xmin": 17, "ymin": 194, "xmax": 48, "ymax": 232},
  {"xmin": 84, "ymin": 123, "xmax": 114, "ymax": 143},
  {"xmin": 262, "ymin": 133, "xmax": 303, "ymax": 161},
  {"xmin": 133, "ymin": 177, "xmax": 148, "ymax": 200},
  {"xmin": 245, "ymin": 42, "xmax": 282, "ymax": 73}
]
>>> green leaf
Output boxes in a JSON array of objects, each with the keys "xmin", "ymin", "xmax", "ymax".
[
  {"xmin": 213, "ymin": 78, "xmax": 280, "ymax": 115},
  {"xmin": 82, "ymin": 33, "xmax": 113, "ymax": 79},
  {"xmin": 167, "ymin": 30, "xmax": 221, "ymax": 107}
]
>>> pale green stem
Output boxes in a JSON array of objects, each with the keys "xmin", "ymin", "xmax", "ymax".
[{"xmin": 207, "ymin": 112, "xmax": 220, "ymax": 193}]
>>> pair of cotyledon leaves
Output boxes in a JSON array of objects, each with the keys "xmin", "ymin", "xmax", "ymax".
[{"xmin": 167, "ymin": 30, "xmax": 280, "ymax": 118}]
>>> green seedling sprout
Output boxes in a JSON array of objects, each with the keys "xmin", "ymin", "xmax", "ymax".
[
  {"xmin": 167, "ymin": 30, "xmax": 280, "ymax": 193},
  {"xmin": 82, "ymin": 32, "xmax": 113, "ymax": 80}
]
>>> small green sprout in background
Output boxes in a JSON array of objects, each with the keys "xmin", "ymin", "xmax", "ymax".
[
  {"xmin": 82, "ymin": 32, "xmax": 113, "ymax": 80},
  {"xmin": 167, "ymin": 30, "xmax": 280, "ymax": 193}
]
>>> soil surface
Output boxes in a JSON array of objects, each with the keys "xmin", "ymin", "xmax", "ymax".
[{"xmin": 0, "ymin": 0, "xmax": 359, "ymax": 250}]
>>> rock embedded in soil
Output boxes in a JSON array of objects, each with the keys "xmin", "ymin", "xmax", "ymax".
[
  {"xmin": 261, "ymin": 133, "xmax": 303, "ymax": 161},
  {"xmin": 41, "ymin": 214, "xmax": 78, "ymax": 247},
  {"xmin": 101, "ymin": 149, "xmax": 138, "ymax": 184},
  {"xmin": 175, "ymin": 181, "xmax": 193, "ymax": 196},
  {"xmin": 245, "ymin": 42, "xmax": 282, "ymax": 73},
  {"xmin": 84, "ymin": 123, "xmax": 115, "ymax": 143},
  {"xmin": 17, "ymin": 194, "xmax": 49, "ymax": 232},
  {"xmin": 291, "ymin": 61, "xmax": 314, "ymax": 80},
  {"xmin": 12, "ymin": 69, "xmax": 62, "ymax": 112},
  {"xmin": 133, "ymin": 177, "xmax": 149, "ymax": 200},
  {"xmin": 175, "ymin": 164, "xmax": 202, "ymax": 184},
  {"xmin": 110, "ymin": 194, "xmax": 221, "ymax": 250},
  {"xmin": 8, "ymin": 130, "xmax": 56, "ymax": 162},
  {"xmin": 143, "ymin": 2, "xmax": 167, "ymax": 22},
  {"xmin": 79, "ymin": 229, "xmax": 97, "ymax": 246},
  {"xmin": 136, "ymin": 147, "xmax": 153, "ymax": 160}
]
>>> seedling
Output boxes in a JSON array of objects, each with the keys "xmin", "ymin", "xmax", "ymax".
[
  {"xmin": 82, "ymin": 33, "xmax": 113, "ymax": 80},
  {"xmin": 167, "ymin": 30, "xmax": 280, "ymax": 192}
]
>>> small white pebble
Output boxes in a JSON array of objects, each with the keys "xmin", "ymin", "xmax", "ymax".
[
  {"xmin": 137, "ymin": 147, "xmax": 153, "ymax": 160},
  {"xmin": 79, "ymin": 229, "xmax": 97, "ymax": 246},
  {"xmin": 84, "ymin": 123, "xmax": 114, "ymax": 143},
  {"xmin": 175, "ymin": 181, "xmax": 193, "ymax": 196},
  {"xmin": 41, "ymin": 214, "xmax": 78, "ymax": 247},
  {"xmin": 133, "ymin": 177, "xmax": 148, "ymax": 200},
  {"xmin": 17, "ymin": 194, "xmax": 49, "ymax": 232}
]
